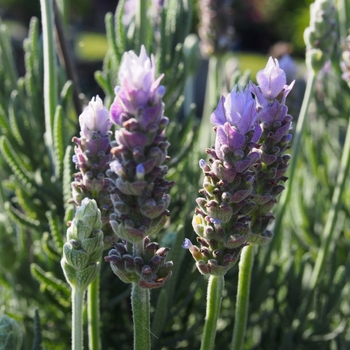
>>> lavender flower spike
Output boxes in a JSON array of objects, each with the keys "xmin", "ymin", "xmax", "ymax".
[
  {"xmin": 106, "ymin": 46, "xmax": 173, "ymax": 288},
  {"xmin": 71, "ymin": 96, "xmax": 114, "ymax": 247},
  {"xmin": 189, "ymin": 86, "xmax": 262, "ymax": 276}
]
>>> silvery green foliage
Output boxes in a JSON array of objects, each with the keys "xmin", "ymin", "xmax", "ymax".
[
  {"xmin": 61, "ymin": 198, "xmax": 104, "ymax": 290},
  {"xmin": 304, "ymin": 0, "xmax": 337, "ymax": 72},
  {"xmin": 0, "ymin": 315, "xmax": 22, "ymax": 350},
  {"xmin": 0, "ymin": 15, "xmax": 73, "ymax": 347}
]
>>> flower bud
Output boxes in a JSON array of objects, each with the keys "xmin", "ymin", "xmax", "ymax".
[{"xmin": 61, "ymin": 198, "xmax": 104, "ymax": 290}]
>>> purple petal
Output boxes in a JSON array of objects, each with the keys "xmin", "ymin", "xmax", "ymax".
[
  {"xmin": 182, "ymin": 238, "xmax": 193, "ymax": 249},
  {"xmin": 210, "ymin": 96, "xmax": 226, "ymax": 126},
  {"xmin": 257, "ymin": 57, "xmax": 286, "ymax": 100}
]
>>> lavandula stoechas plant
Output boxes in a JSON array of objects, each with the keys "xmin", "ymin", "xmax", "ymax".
[
  {"xmin": 104, "ymin": 46, "xmax": 173, "ymax": 350},
  {"xmin": 69, "ymin": 96, "xmax": 113, "ymax": 350},
  {"xmin": 185, "ymin": 57, "xmax": 294, "ymax": 350}
]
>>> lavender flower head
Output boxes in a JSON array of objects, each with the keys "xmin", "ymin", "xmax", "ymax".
[
  {"xmin": 188, "ymin": 57, "xmax": 295, "ymax": 276},
  {"xmin": 79, "ymin": 96, "xmax": 112, "ymax": 139},
  {"xmin": 256, "ymin": 57, "xmax": 286, "ymax": 101},
  {"xmin": 106, "ymin": 46, "xmax": 173, "ymax": 288},
  {"xmin": 210, "ymin": 85, "xmax": 261, "ymax": 173},
  {"xmin": 71, "ymin": 96, "xmax": 114, "ymax": 246}
]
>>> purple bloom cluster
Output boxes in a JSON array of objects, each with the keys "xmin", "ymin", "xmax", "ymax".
[
  {"xmin": 186, "ymin": 57, "xmax": 294, "ymax": 276},
  {"xmin": 71, "ymin": 96, "xmax": 114, "ymax": 246},
  {"xmin": 104, "ymin": 46, "xmax": 173, "ymax": 289}
]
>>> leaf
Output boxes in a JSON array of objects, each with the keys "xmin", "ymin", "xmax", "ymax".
[
  {"xmin": 30, "ymin": 263, "xmax": 71, "ymax": 308},
  {"xmin": 8, "ymin": 91, "xmax": 24, "ymax": 147},
  {"xmin": 0, "ymin": 135, "xmax": 35, "ymax": 194},
  {"xmin": 53, "ymin": 105, "xmax": 64, "ymax": 179},
  {"xmin": 62, "ymin": 145, "xmax": 74, "ymax": 210},
  {"xmin": 4, "ymin": 201, "xmax": 40, "ymax": 230},
  {"xmin": 45, "ymin": 210, "xmax": 64, "ymax": 252}
]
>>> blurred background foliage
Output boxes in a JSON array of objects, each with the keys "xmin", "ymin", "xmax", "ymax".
[{"xmin": 1, "ymin": 0, "xmax": 350, "ymax": 349}]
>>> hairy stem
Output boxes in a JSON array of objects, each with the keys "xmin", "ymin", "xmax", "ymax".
[
  {"xmin": 200, "ymin": 275, "xmax": 225, "ymax": 350},
  {"xmin": 88, "ymin": 271, "xmax": 101, "ymax": 350},
  {"xmin": 131, "ymin": 283, "xmax": 151, "ymax": 350},
  {"xmin": 72, "ymin": 287, "xmax": 85, "ymax": 350},
  {"xmin": 131, "ymin": 240, "xmax": 151, "ymax": 350},
  {"xmin": 231, "ymin": 244, "xmax": 254, "ymax": 350}
]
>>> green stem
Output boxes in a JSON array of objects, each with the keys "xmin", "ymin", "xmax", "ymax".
[
  {"xmin": 259, "ymin": 71, "xmax": 317, "ymax": 275},
  {"xmin": 131, "ymin": 283, "xmax": 150, "ymax": 350},
  {"xmin": 231, "ymin": 244, "xmax": 254, "ymax": 350},
  {"xmin": 200, "ymin": 275, "xmax": 225, "ymax": 350},
  {"xmin": 40, "ymin": 0, "xmax": 57, "ymax": 152},
  {"xmin": 72, "ymin": 287, "xmax": 85, "ymax": 350},
  {"xmin": 136, "ymin": 0, "xmax": 147, "ymax": 48},
  {"xmin": 88, "ymin": 271, "xmax": 101, "ymax": 350},
  {"xmin": 131, "ymin": 240, "xmax": 150, "ymax": 350}
]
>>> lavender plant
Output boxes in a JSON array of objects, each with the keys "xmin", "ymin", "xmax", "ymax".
[
  {"xmin": 103, "ymin": 45, "xmax": 173, "ymax": 349},
  {"xmin": 2, "ymin": 0, "xmax": 350, "ymax": 349},
  {"xmin": 184, "ymin": 57, "xmax": 294, "ymax": 349}
]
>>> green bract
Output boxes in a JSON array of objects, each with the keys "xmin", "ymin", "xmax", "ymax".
[{"xmin": 61, "ymin": 198, "xmax": 104, "ymax": 290}]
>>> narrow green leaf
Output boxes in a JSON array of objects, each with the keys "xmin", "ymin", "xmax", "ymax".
[
  {"xmin": 94, "ymin": 70, "xmax": 114, "ymax": 97},
  {"xmin": 30, "ymin": 263, "xmax": 71, "ymax": 308},
  {"xmin": 0, "ymin": 104, "xmax": 11, "ymax": 135},
  {"xmin": 45, "ymin": 210, "xmax": 64, "ymax": 252},
  {"xmin": 42, "ymin": 231, "xmax": 61, "ymax": 260},
  {"xmin": 4, "ymin": 201, "xmax": 40, "ymax": 229},
  {"xmin": 0, "ymin": 136, "xmax": 35, "ymax": 194},
  {"xmin": 0, "ymin": 22, "xmax": 18, "ymax": 90},
  {"xmin": 59, "ymin": 80, "xmax": 73, "ymax": 108},
  {"xmin": 114, "ymin": 0, "xmax": 126, "ymax": 58},
  {"xmin": 63, "ymin": 145, "xmax": 74, "ymax": 209},
  {"xmin": 8, "ymin": 91, "xmax": 24, "ymax": 147},
  {"xmin": 53, "ymin": 105, "xmax": 64, "ymax": 179},
  {"xmin": 105, "ymin": 12, "xmax": 120, "ymax": 80}
]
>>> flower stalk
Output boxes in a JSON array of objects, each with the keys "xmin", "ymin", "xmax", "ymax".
[
  {"xmin": 88, "ymin": 272, "xmax": 101, "ymax": 350},
  {"xmin": 200, "ymin": 275, "xmax": 225, "ymax": 350},
  {"xmin": 230, "ymin": 244, "xmax": 254, "ymax": 350},
  {"xmin": 72, "ymin": 287, "xmax": 85, "ymax": 350},
  {"xmin": 131, "ymin": 284, "xmax": 151, "ymax": 350}
]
